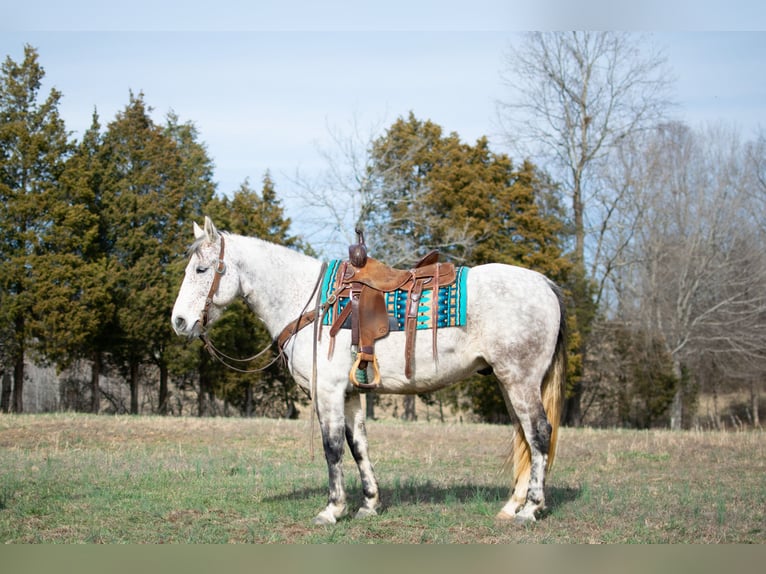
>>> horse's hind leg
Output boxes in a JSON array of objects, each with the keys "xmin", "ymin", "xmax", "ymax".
[
  {"xmin": 344, "ymin": 393, "xmax": 381, "ymax": 518},
  {"xmin": 496, "ymin": 380, "xmax": 552, "ymax": 524},
  {"xmin": 498, "ymin": 449, "xmax": 530, "ymax": 518}
]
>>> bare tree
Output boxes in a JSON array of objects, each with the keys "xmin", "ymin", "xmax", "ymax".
[
  {"xmin": 499, "ymin": 32, "xmax": 675, "ymax": 424},
  {"xmin": 500, "ymin": 32, "xmax": 674, "ymax": 269},
  {"xmin": 623, "ymin": 123, "xmax": 766, "ymax": 429},
  {"xmin": 288, "ymin": 117, "xmax": 381, "ymax": 259},
  {"xmin": 590, "ymin": 130, "xmax": 655, "ymax": 312},
  {"xmin": 744, "ymin": 128, "xmax": 766, "ymax": 426}
]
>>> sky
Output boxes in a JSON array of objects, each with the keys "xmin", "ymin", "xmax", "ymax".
[{"xmin": 3, "ymin": 1, "xmax": 766, "ymax": 251}]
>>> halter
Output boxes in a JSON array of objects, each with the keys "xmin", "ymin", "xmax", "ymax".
[{"xmin": 201, "ymin": 235, "xmax": 227, "ymax": 329}]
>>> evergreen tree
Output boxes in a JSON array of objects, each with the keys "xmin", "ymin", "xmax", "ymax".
[
  {"xmin": 164, "ymin": 111, "xmax": 216, "ymax": 227},
  {"xmin": 31, "ymin": 112, "xmax": 116, "ymax": 412},
  {"xmin": 0, "ymin": 45, "xmax": 72, "ymax": 412},
  {"xmin": 99, "ymin": 93, "xmax": 215, "ymax": 414},
  {"xmin": 367, "ymin": 114, "xmax": 568, "ymax": 274}
]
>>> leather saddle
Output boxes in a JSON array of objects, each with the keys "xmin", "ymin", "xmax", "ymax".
[{"xmin": 327, "ymin": 232, "xmax": 457, "ymax": 389}]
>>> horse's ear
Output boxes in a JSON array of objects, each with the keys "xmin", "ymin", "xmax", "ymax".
[
  {"xmin": 203, "ymin": 216, "xmax": 219, "ymax": 242},
  {"xmin": 193, "ymin": 221, "xmax": 205, "ymax": 240}
]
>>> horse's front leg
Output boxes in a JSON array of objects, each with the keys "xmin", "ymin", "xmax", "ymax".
[
  {"xmin": 313, "ymin": 386, "xmax": 349, "ymax": 526},
  {"xmin": 344, "ymin": 393, "xmax": 381, "ymax": 518}
]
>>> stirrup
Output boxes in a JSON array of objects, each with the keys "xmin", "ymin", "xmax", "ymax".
[{"xmin": 350, "ymin": 354, "xmax": 380, "ymax": 390}]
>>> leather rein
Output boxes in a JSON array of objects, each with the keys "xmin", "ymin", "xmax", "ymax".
[{"xmin": 197, "ymin": 234, "xmax": 327, "ymax": 374}]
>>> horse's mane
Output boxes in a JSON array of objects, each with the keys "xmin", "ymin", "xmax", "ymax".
[{"xmin": 185, "ymin": 231, "xmax": 314, "ymax": 266}]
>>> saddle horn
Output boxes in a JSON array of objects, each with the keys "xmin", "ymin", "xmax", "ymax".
[{"xmin": 349, "ymin": 227, "xmax": 368, "ymax": 268}]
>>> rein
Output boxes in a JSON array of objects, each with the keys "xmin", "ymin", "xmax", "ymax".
[{"xmin": 199, "ymin": 334, "xmax": 283, "ymax": 374}]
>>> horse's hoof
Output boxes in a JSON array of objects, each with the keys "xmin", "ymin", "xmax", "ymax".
[
  {"xmin": 312, "ymin": 513, "xmax": 337, "ymax": 526},
  {"xmin": 496, "ymin": 508, "xmax": 538, "ymax": 525},
  {"xmin": 513, "ymin": 503, "xmax": 542, "ymax": 525},
  {"xmin": 513, "ymin": 512, "xmax": 537, "ymax": 526},
  {"xmin": 355, "ymin": 506, "xmax": 379, "ymax": 519}
]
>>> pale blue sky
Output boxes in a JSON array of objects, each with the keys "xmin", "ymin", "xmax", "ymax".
[{"xmin": 2, "ymin": 2, "xmax": 765, "ymax": 248}]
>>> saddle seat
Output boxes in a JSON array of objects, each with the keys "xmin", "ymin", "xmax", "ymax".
[{"xmin": 341, "ymin": 251, "xmax": 454, "ymax": 292}]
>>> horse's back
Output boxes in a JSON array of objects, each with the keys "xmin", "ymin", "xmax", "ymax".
[
  {"xmin": 466, "ymin": 263, "xmax": 562, "ymax": 370},
  {"xmin": 467, "ymin": 263, "xmax": 560, "ymax": 313}
]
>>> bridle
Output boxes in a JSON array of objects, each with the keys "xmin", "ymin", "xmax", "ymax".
[
  {"xmin": 197, "ymin": 234, "xmax": 277, "ymax": 373},
  {"xmin": 201, "ymin": 235, "xmax": 227, "ymax": 329},
  {"xmin": 196, "ymin": 234, "xmax": 327, "ymax": 375}
]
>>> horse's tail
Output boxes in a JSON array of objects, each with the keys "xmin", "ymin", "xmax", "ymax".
[
  {"xmin": 510, "ymin": 282, "xmax": 567, "ymax": 482},
  {"xmin": 542, "ymin": 289, "xmax": 566, "ymax": 470}
]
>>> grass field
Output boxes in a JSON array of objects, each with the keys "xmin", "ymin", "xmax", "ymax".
[{"xmin": 0, "ymin": 413, "xmax": 763, "ymax": 543}]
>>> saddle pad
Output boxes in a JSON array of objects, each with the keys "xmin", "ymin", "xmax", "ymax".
[{"xmin": 320, "ymin": 259, "xmax": 469, "ymax": 331}]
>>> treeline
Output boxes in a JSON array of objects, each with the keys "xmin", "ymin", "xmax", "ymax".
[{"xmin": 2, "ymin": 43, "xmax": 764, "ymax": 428}]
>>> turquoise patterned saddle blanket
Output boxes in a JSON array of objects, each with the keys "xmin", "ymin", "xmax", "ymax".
[{"xmin": 320, "ymin": 259, "xmax": 469, "ymax": 331}]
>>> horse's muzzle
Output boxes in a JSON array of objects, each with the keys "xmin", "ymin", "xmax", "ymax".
[{"xmin": 172, "ymin": 314, "xmax": 201, "ymax": 338}]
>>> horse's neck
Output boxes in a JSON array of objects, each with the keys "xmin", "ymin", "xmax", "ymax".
[{"xmin": 229, "ymin": 235, "xmax": 323, "ymax": 337}]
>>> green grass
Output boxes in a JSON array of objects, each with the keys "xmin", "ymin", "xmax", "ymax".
[{"xmin": 0, "ymin": 414, "xmax": 763, "ymax": 543}]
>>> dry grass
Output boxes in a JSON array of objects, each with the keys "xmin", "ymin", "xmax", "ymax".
[{"xmin": 0, "ymin": 413, "xmax": 763, "ymax": 543}]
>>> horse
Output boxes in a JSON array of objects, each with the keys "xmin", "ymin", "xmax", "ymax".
[{"xmin": 171, "ymin": 217, "xmax": 567, "ymax": 525}]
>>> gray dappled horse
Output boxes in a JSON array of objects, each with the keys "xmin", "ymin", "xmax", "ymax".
[{"xmin": 171, "ymin": 217, "xmax": 566, "ymax": 525}]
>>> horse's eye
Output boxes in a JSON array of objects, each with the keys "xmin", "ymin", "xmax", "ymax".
[{"xmin": 196, "ymin": 266, "xmax": 209, "ymax": 274}]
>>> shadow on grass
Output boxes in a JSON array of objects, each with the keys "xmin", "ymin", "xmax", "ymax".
[{"xmin": 264, "ymin": 480, "xmax": 582, "ymax": 514}]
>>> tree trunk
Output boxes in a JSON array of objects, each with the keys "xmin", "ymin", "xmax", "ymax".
[
  {"xmin": 198, "ymin": 350, "xmax": 210, "ymax": 417},
  {"xmin": 438, "ymin": 396, "xmax": 445, "ymax": 423},
  {"xmin": 12, "ymin": 347, "xmax": 24, "ymax": 414},
  {"xmin": 1, "ymin": 370, "xmax": 11, "ymax": 413},
  {"xmin": 198, "ymin": 375, "xmax": 207, "ymax": 417},
  {"xmin": 246, "ymin": 383, "xmax": 254, "ymax": 417},
  {"xmin": 90, "ymin": 351, "xmax": 101, "ymax": 414},
  {"xmin": 564, "ymin": 392, "xmax": 582, "ymax": 427},
  {"xmin": 130, "ymin": 360, "xmax": 139, "ymax": 415},
  {"xmin": 208, "ymin": 385, "xmax": 217, "ymax": 416},
  {"xmin": 751, "ymin": 379, "xmax": 760, "ymax": 428},
  {"xmin": 365, "ymin": 393, "xmax": 375, "ymax": 420},
  {"xmin": 11, "ymin": 313, "xmax": 25, "ymax": 413},
  {"xmin": 402, "ymin": 395, "xmax": 417, "ymax": 421},
  {"xmin": 565, "ymin": 172, "xmax": 586, "ymax": 428},
  {"xmin": 712, "ymin": 380, "xmax": 721, "ymax": 431},
  {"xmin": 198, "ymin": 378, "xmax": 205, "ymax": 417},
  {"xmin": 563, "ymin": 263, "xmax": 591, "ymax": 427},
  {"xmin": 573, "ymin": 176, "xmax": 585, "ymax": 270},
  {"xmin": 669, "ymin": 390, "xmax": 683, "ymax": 430},
  {"xmin": 669, "ymin": 358, "xmax": 683, "ymax": 430},
  {"xmin": 158, "ymin": 361, "xmax": 168, "ymax": 415}
]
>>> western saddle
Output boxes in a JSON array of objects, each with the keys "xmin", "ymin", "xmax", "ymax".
[
  {"xmin": 325, "ymin": 230, "xmax": 457, "ymax": 389},
  {"xmin": 277, "ymin": 230, "xmax": 457, "ymax": 390}
]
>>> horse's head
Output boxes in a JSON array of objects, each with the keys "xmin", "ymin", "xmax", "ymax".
[{"xmin": 171, "ymin": 216, "xmax": 240, "ymax": 338}]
